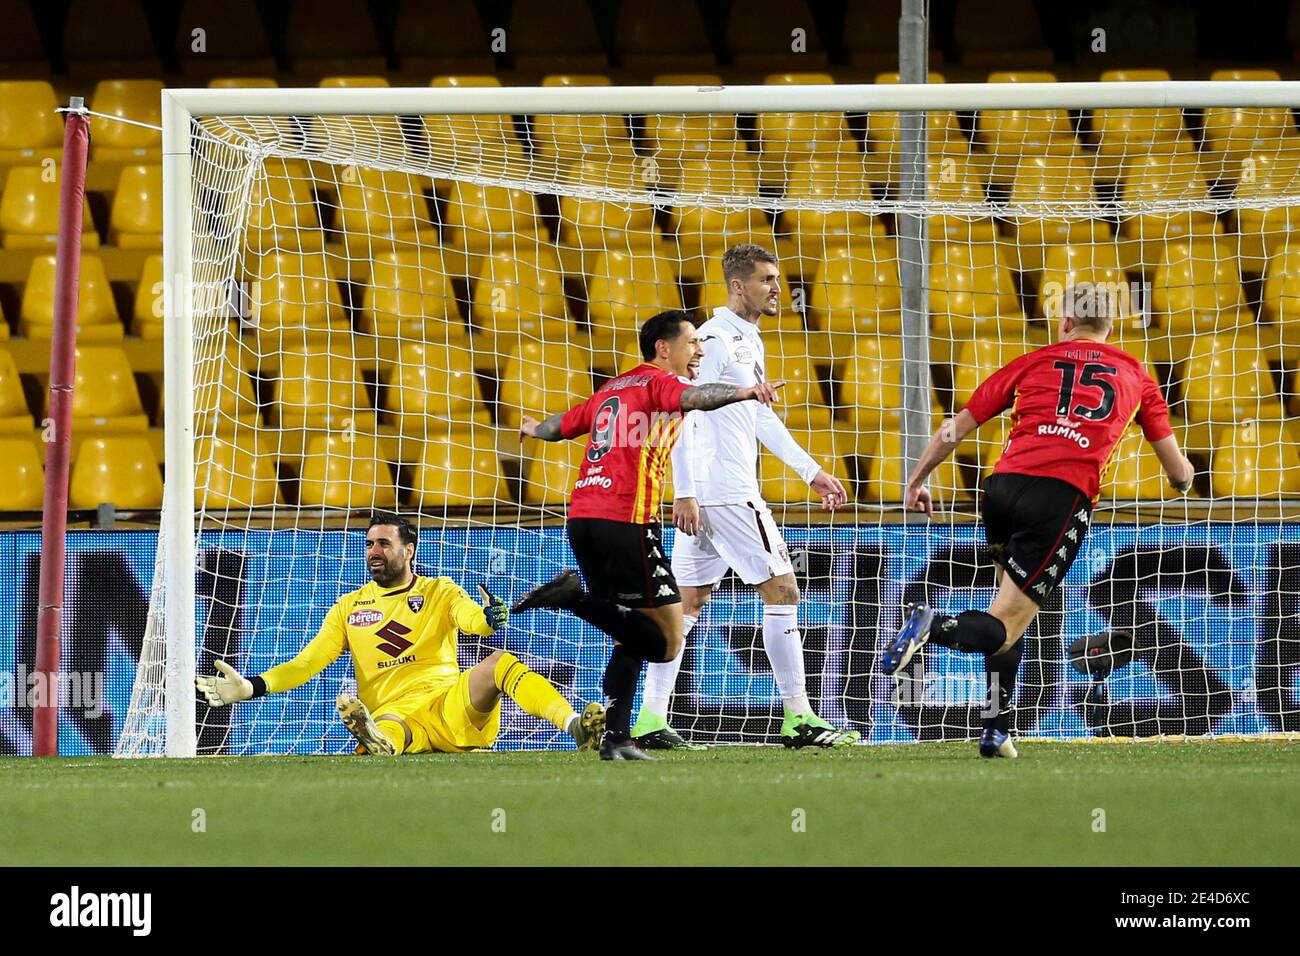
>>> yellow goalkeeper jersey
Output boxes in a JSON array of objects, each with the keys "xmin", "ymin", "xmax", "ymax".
[{"xmin": 260, "ymin": 575, "xmax": 494, "ymax": 709}]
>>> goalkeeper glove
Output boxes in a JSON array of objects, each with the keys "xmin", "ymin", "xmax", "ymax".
[
  {"xmin": 478, "ymin": 584, "xmax": 509, "ymax": 632},
  {"xmin": 196, "ymin": 660, "xmax": 254, "ymax": 707}
]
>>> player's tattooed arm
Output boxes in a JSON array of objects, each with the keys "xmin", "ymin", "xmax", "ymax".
[
  {"xmin": 681, "ymin": 380, "xmax": 783, "ymax": 411},
  {"xmin": 520, "ymin": 412, "xmax": 565, "ymax": 441}
]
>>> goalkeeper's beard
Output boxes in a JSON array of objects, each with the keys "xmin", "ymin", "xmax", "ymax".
[{"xmin": 370, "ymin": 556, "xmax": 409, "ymax": 588}]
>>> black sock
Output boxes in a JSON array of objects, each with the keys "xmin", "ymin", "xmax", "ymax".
[
  {"xmin": 930, "ymin": 610, "xmax": 1006, "ymax": 655},
  {"xmin": 568, "ymin": 593, "xmax": 669, "ymax": 662},
  {"xmin": 984, "ymin": 640, "xmax": 1024, "ymax": 733},
  {"xmin": 602, "ymin": 645, "xmax": 642, "ymax": 736}
]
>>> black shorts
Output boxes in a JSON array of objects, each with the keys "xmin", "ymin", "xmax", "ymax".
[
  {"xmin": 981, "ymin": 473, "xmax": 1092, "ymax": 606},
  {"xmin": 566, "ymin": 518, "xmax": 681, "ymax": 609}
]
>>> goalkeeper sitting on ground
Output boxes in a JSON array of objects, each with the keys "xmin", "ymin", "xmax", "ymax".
[{"xmin": 196, "ymin": 512, "xmax": 605, "ymax": 755}]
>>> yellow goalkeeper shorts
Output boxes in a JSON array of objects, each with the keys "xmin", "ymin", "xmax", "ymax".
[{"xmin": 372, "ymin": 671, "xmax": 500, "ymax": 754}]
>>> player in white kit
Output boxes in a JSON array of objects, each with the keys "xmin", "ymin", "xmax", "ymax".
[{"xmin": 630, "ymin": 244, "xmax": 861, "ymax": 749}]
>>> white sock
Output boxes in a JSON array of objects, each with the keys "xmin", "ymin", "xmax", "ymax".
[
  {"xmin": 641, "ymin": 614, "xmax": 696, "ymax": 718},
  {"xmin": 763, "ymin": 604, "xmax": 811, "ymax": 715}
]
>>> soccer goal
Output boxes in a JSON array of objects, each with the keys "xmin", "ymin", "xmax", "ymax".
[{"xmin": 117, "ymin": 80, "xmax": 1300, "ymax": 757}]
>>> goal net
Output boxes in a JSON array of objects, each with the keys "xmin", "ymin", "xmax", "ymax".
[{"xmin": 117, "ymin": 81, "xmax": 1300, "ymax": 756}]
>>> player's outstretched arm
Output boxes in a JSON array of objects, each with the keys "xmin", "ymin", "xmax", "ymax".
[
  {"xmin": 196, "ymin": 660, "xmax": 254, "ymax": 707},
  {"xmin": 1151, "ymin": 434, "xmax": 1195, "ymax": 493},
  {"xmin": 905, "ymin": 409, "xmax": 979, "ymax": 516},
  {"xmin": 520, "ymin": 411, "xmax": 566, "ymax": 442},
  {"xmin": 680, "ymin": 380, "xmax": 783, "ymax": 411}
]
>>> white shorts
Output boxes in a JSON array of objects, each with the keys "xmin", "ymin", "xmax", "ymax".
[{"xmin": 670, "ymin": 500, "xmax": 794, "ymax": 587}]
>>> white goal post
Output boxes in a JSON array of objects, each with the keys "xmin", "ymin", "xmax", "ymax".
[{"xmin": 119, "ymin": 79, "xmax": 1300, "ymax": 757}]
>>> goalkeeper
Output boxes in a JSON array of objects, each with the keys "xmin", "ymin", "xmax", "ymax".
[{"xmin": 196, "ymin": 512, "xmax": 604, "ymax": 755}]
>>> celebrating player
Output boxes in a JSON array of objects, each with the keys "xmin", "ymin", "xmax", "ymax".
[
  {"xmin": 195, "ymin": 512, "xmax": 605, "ymax": 756},
  {"xmin": 514, "ymin": 310, "xmax": 783, "ymax": 760},
  {"xmin": 634, "ymin": 243, "xmax": 858, "ymax": 750},
  {"xmin": 881, "ymin": 283, "xmax": 1195, "ymax": 757}
]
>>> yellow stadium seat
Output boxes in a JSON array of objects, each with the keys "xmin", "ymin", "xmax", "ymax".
[
  {"xmin": 585, "ymin": 250, "xmax": 682, "ymax": 351},
  {"xmin": 497, "ymin": 344, "xmax": 593, "ymax": 427},
  {"xmin": 468, "ymin": 246, "xmax": 571, "ymax": 358},
  {"xmin": 1180, "ymin": 333, "xmax": 1283, "ymax": 426},
  {"xmin": 132, "ymin": 254, "xmax": 164, "ymax": 336},
  {"xmin": 529, "ymin": 76, "xmax": 633, "ymax": 161},
  {"xmin": 757, "ymin": 73, "xmax": 849, "ymax": 158},
  {"xmin": 836, "ymin": 335, "xmax": 906, "ymax": 428},
  {"xmin": 761, "ymin": 428, "xmax": 852, "ymax": 504},
  {"xmin": 89, "ymin": 80, "xmax": 162, "ymax": 163},
  {"xmin": 974, "ymin": 72, "xmax": 1075, "ymax": 167},
  {"xmin": 272, "ymin": 348, "xmax": 375, "ymax": 431},
  {"xmin": 441, "ymin": 180, "xmax": 543, "ymax": 255},
  {"xmin": 56, "ymin": 346, "xmax": 148, "ymax": 431},
  {"xmin": 727, "ymin": 0, "xmax": 827, "ymax": 71},
  {"xmin": 1152, "ymin": 237, "xmax": 1248, "ymax": 360},
  {"xmin": 1101, "ymin": 428, "xmax": 1186, "ymax": 500},
  {"xmin": 1210, "ymin": 420, "xmax": 1300, "ymax": 497},
  {"xmin": 863, "ymin": 430, "xmax": 968, "ymax": 505},
  {"xmin": 0, "ymin": 349, "xmax": 32, "ymax": 433},
  {"xmin": 196, "ymin": 434, "xmax": 282, "ymax": 509},
  {"xmin": 20, "ymin": 254, "xmax": 119, "ymax": 335},
  {"xmin": 865, "ymin": 72, "xmax": 963, "ymax": 155},
  {"xmin": 782, "ymin": 156, "xmax": 885, "ymax": 266},
  {"xmin": 1232, "ymin": 155, "xmax": 1300, "ymax": 273},
  {"xmin": 807, "ymin": 238, "xmax": 902, "ymax": 338},
  {"xmin": 1037, "ymin": 243, "xmax": 1137, "ymax": 326},
  {"xmin": 285, "ymin": 0, "xmax": 384, "ymax": 75},
  {"xmin": 1260, "ymin": 244, "xmax": 1300, "ymax": 359},
  {"xmin": 245, "ymin": 158, "xmax": 324, "ymax": 253},
  {"xmin": 1202, "ymin": 70, "xmax": 1296, "ymax": 168},
  {"xmin": 411, "ymin": 428, "xmax": 506, "ymax": 507},
  {"xmin": 1091, "ymin": 69, "xmax": 1184, "ymax": 178},
  {"xmin": 297, "ymin": 433, "xmax": 398, "ymax": 509},
  {"xmin": 69, "ymin": 436, "xmax": 162, "ymax": 508},
  {"xmin": 63, "ymin": 0, "xmax": 161, "ymax": 77},
  {"xmin": 334, "ymin": 168, "xmax": 438, "ymax": 253},
  {"xmin": 1, "ymin": 165, "xmax": 99, "ymax": 249},
  {"xmin": 646, "ymin": 112, "xmax": 740, "ymax": 162},
  {"xmin": 967, "ymin": 411, "xmax": 1012, "ymax": 468},
  {"xmin": 929, "ymin": 240, "xmax": 1025, "ymax": 346},
  {"xmin": 557, "ymin": 194, "xmax": 658, "ymax": 262},
  {"xmin": 395, "ymin": 1, "xmax": 495, "ymax": 75},
  {"xmin": 194, "ymin": 335, "xmax": 261, "ymax": 432},
  {"xmin": 952, "ymin": 338, "xmax": 1032, "ymax": 409},
  {"xmin": 1118, "ymin": 154, "xmax": 1218, "ymax": 271},
  {"xmin": 762, "ymin": 349, "xmax": 832, "ymax": 429},
  {"xmin": 521, "ymin": 436, "xmax": 587, "ymax": 506},
  {"xmin": 382, "ymin": 341, "xmax": 489, "ymax": 434},
  {"xmin": 247, "ymin": 252, "xmax": 349, "ymax": 344},
  {"xmin": 925, "ymin": 151, "xmax": 997, "ymax": 242},
  {"xmin": 180, "ymin": 0, "xmax": 276, "ymax": 77},
  {"xmin": 0, "ymin": 1, "xmax": 48, "ymax": 79},
  {"xmin": 360, "ymin": 249, "xmax": 467, "ymax": 346},
  {"xmin": 0, "ymin": 81, "xmax": 62, "ymax": 166},
  {"xmin": 425, "ymin": 76, "xmax": 525, "ymax": 166},
  {"xmin": 107, "ymin": 164, "xmax": 162, "ymax": 249},
  {"xmin": 0, "ymin": 438, "xmax": 42, "ymax": 508},
  {"xmin": 1007, "ymin": 153, "xmax": 1108, "ymax": 273}
]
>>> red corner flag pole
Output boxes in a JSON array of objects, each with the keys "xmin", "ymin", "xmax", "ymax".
[{"xmin": 34, "ymin": 98, "xmax": 90, "ymax": 757}]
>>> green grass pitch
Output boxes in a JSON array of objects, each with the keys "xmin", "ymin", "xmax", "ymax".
[{"xmin": 3, "ymin": 741, "xmax": 1296, "ymax": 866}]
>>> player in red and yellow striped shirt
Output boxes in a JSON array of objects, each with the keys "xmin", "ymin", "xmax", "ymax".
[{"xmin": 516, "ymin": 310, "xmax": 781, "ymax": 759}]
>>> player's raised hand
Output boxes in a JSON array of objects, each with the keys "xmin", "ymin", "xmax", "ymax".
[
  {"xmin": 747, "ymin": 380, "xmax": 784, "ymax": 405},
  {"xmin": 196, "ymin": 660, "xmax": 254, "ymax": 707},
  {"xmin": 674, "ymin": 496, "xmax": 701, "ymax": 535},
  {"xmin": 906, "ymin": 482, "xmax": 933, "ymax": 517},
  {"xmin": 478, "ymin": 584, "xmax": 509, "ymax": 632},
  {"xmin": 519, "ymin": 415, "xmax": 540, "ymax": 440},
  {"xmin": 810, "ymin": 470, "xmax": 847, "ymax": 511}
]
